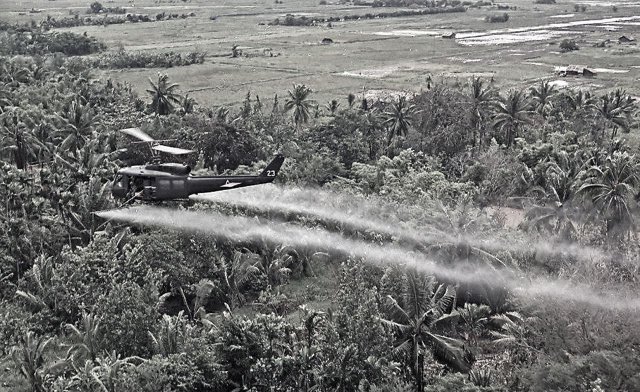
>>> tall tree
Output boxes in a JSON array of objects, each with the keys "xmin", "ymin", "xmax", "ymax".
[
  {"xmin": 383, "ymin": 96, "xmax": 417, "ymax": 147},
  {"xmin": 284, "ymin": 84, "xmax": 315, "ymax": 129},
  {"xmin": 521, "ymin": 152, "xmax": 581, "ymax": 238},
  {"xmin": 380, "ymin": 270, "xmax": 473, "ymax": 391},
  {"xmin": 590, "ymin": 89, "xmax": 635, "ymax": 140},
  {"xmin": 492, "ymin": 89, "xmax": 531, "ymax": 148},
  {"xmin": 529, "ymin": 80, "xmax": 556, "ymax": 118},
  {"xmin": 60, "ymin": 97, "xmax": 95, "ymax": 155},
  {"xmin": 146, "ymin": 73, "xmax": 181, "ymax": 115},
  {"xmin": 325, "ymin": 99, "xmax": 340, "ymax": 115},
  {"xmin": 179, "ymin": 93, "xmax": 196, "ymax": 114},
  {"xmin": 468, "ymin": 77, "xmax": 496, "ymax": 148},
  {"xmin": 579, "ymin": 151, "xmax": 640, "ymax": 237}
]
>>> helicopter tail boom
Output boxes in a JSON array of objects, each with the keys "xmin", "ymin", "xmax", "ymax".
[{"xmin": 259, "ymin": 154, "xmax": 285, "ymax": 179}]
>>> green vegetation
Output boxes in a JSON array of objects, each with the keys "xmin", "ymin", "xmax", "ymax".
[
  {"xmin": 39, "ymin": 12, "xmax": 197, "ymax": 29},
  {"xmin": 0, "ymin": 28, "xmax": 105, "ymax": 56},
  {"xmin": 70, "ymin": 49, "xmax": 207, "ymax": 69},
  {"xmin": 88, "ymin": 1, "xmax": 128, "ymax": 14},
  {"xmin": 270, "ymin": 6, "xmax": 466, "ymax": 26},
  {"xmin": 485, "ymin": 13, "xmax": 510, "ymax": 23},
  {"xmin": 1, "ymin": 14, "xmax": 640, "ymax": 392},
  {"xmin": 559, "ymin": 39, "xmax": 579, "ymax": 52}
]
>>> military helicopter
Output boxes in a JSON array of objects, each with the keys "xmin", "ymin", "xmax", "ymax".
[{"xmin": 112, "ymin": 127, "xmax": 285, "ymax": 202}]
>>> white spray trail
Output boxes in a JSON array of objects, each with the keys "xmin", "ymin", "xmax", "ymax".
[
  {"xmin": 192, "ymin": 185, "xmax": 605, "ymax": 262},
  {"xmin": 97, "ymin": 206, "xmax": 640, "ymax": 312}
]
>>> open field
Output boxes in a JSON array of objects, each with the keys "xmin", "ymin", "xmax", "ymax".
[{"xmin": 3, "ymin": 0, "xmax": 640, "ymax": 106}]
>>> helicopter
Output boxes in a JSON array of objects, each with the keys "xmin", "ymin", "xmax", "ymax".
[{"xmin": 112, "ymin": 127, "xmax": 285, "ymax": 203}]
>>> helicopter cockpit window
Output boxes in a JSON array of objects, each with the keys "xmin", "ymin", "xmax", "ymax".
[
  {"xmin": 157, "ymin": 179, "xmax": 171, "ymax": 189},
  {"xmin": 114, "ymin": 175, "xmax": 125, "ymax": 187},
  {"xmin": 132, "ymin": 177, "xmax": 145, "ymax": 193}
]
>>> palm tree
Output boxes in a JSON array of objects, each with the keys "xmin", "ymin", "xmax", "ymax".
[
  {"xmin": 347, "ymin": 93, "xmax": 356, "ymax": 108},
  {"xmin": 383, "ymin": 95, "xmax": 417, "ymax": 147},
  {"xmin": 562, "ymin": 89, "xmax": 593, "ymax": 115},
  {"xmin": 60, "ymin": 97, "xmax": 95, "ymax": 155},
  {"xmin": 380, "ymin": 270, "xmax": 473, "ymax": 391},
  {"xmin": 2, "ymin": 60, "xmax": 32, "ymax": 87},
  {"xmin": 490, "ymin": 312, "xmax": 538, "ymax": 363},
  {"xmin": 468, "ymin": 77, "xmax": 496, "ymax": 148},
  {"xmin": 284, "ymin": 84, "xmax": 315, "ymax": 128},
  {"xmin": 590, "ymin": 89, "xmax": 635, "ymax": 140},
  {"xmin": 459, "ymin": 303, "xmax": 491, "ymax": 345},
  {"xmin": 255, "ymin": 243, "xmax": 294, "ymax": 287},
  {"xmin": 360, "ymin": 97, "xmax": 369, "ymax": 111},
  {"xmin": 0, "ymin": 82, "xmax": 11, "ymax": 112},
  {"xmin": 0, "ymin": 107, "xmax": 40, "ymax": 169},
  {"xmin": 91, "ymin": 351, "xmax": 136, "ymax": 392},
  {"xmin": 148, "ymin": 312, "xmax": 191, "ymax": 356},
  {"xmin": 492, "ymin": 89, "xmax": 531, "ymax": 148},
  {"xmin": 529, "ymin": 80, "xmax": 556, "ymax": 118},
  {"xmin": 325, "ymin": 99, "xmax": 340, "ymax": 115},
  {"xmin": 425, "ymin": 202, "xmax": 511, "ymax": 270},
  {"xmin": 212, "ymin": 251, "xmax": 262, "ymax": 309},
  {"xmin": 179, "ymin": 93, "xmax": 196, "ymax": 114},
  {"xmin": 146, "ymin": 73, "xmax": 181, "ymax": 115},
  {"xmin": 215, "ymin": 106, "xmax": 229, "ymax": 123},
  {"xmin": 66, "ymin": 312, "xmax": 102, "ymax": 363},
  {"xmin": 520, "ymin": 153, "xmax": 581, "ymax": 238},
  {"xmin": 578, "ymin": 151, "xmax": 640, "ymax": 237},
  {"xmin": 12, "ymin": 331, "xmax": 66, "ymax": 392}
]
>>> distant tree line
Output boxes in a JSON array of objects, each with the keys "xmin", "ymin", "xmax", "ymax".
[
  {"xmin": 88, "ymin": 1, "xmax": 128, "ymax": 14},
  {"xmin": 69, "ymin": 49, "xmax": 207, "ymax": 69},
  {"xmin": 270, "ymin": 6, "xmax": 466, "ymax": 26},
  {"xmin": 40, "ymin": 11, "xmax": 197, "ymax": 29},
  {"xmin": 354, "ymin": 0, "xmax": 458, "ymax": 6},
  {"xmin": 0, "ymin": 29, "xmax": 105, "ymax": 56}
]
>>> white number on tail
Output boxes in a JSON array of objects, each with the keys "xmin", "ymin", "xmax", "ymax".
[{"xmin": 266, "ymin": 170, "xmax": 276, "ymax": 177}]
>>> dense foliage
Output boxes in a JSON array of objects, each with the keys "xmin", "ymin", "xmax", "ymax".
[
  {"xmin": 1, "ymin": 21, "xmax": 640, "ymax": 392},
  {"xmin": 39, "ymin": 12, "xmax": 197, "ymax": 29},
  {"xmin": 69, "ymin": 49, "xmax": 207, "ymax": 69},
  {"xmin": 269, "ymin": 6, "xmax": 466, "ymax": 26}
]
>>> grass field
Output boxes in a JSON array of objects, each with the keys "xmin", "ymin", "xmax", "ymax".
[{"xmin": 3, "ymin": 0, "xmax": 640, "ymax": 107}]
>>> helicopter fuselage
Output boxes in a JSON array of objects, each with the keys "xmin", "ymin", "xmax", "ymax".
[{"xmin": 112, "ymin": 155, "xmax": 284, "ymax": 202}]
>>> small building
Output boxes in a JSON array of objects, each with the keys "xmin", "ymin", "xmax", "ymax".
[
  {"xmin": 442, "ymin": 32, "xmax": 456, "ymax": 39},
  {"xmin": 618, "ymin": 35, "xmax": 635, "ymax": 43},
  {"xmin": 557, "ymin": 65, "xmax": 596, "ymax": 77},
  {"xmin": 321, "ymin": 37, "xmax": 334, "ymax": 45}
]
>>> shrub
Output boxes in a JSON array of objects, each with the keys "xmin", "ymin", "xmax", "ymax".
[
  {"xmin": 0, "ymin": 303, "xmax": 29, "ymax": 355},
  {"xmin": 0, "ymin": 30, "xmax": 106, "ymax": 56},
  {"xmin": 122, "ymin": 353, "xmax": 210, "ymax": 391},
  {"xmin": 268, "ymin": 6, "xmax": 467, "ymax": 26},
  {"xmin": 66, "ymin": 49, "xmax": 206, "ymax": 69},
  {"xmin": 485, "ymin": 13, "xmax": 509, "ymax": 22},
  {"xmin": 523, "ymin": 351, "xmax": 640, "ymax": 392},
  {"xmin": 424, "ymin": 373, "xmax": 507, "ymax": 391},
  {"xmin": 89, "ymin": 1, "xmax": 103, "ymax": 13},
  {"xmin": 559, "ymin": 39, "xmax": 579, "ymax": 52},
  {"xmin": 94, "ymin": 281, "xmax": 159, "ymax": 358}
]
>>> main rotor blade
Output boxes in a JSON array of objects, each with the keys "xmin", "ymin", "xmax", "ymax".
[
  {"xmin": 152, "ymin": 145, "xmax": 194, "ymax": 155},
  {"xmin": 120, "ymin": 127, "xmax": 155, "ymax": 142}
]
